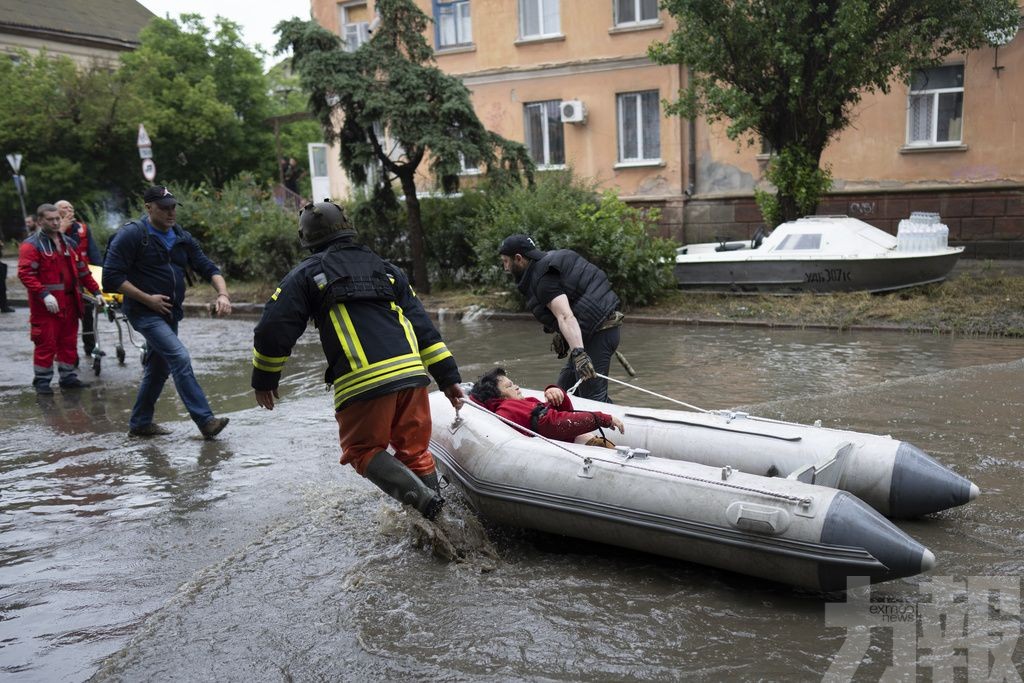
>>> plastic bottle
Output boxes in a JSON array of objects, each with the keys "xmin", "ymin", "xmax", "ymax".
[{"xmin": 897, "ymin": 219, "xmax": 910, "ymax": 252}]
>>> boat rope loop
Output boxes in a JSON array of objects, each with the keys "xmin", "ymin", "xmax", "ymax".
[
  {"xmin": 458, "ymin": 400, "xmax": 812, "ymax": 507},
  {"xmin": 567, "ymin": 374, "xmax": 710, "ymax": 414}
]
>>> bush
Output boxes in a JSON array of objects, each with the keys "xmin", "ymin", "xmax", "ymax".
[
  {"xmin": 159, "ymin": 174, "xmax": 303, "ymax": 281},
  {"xmin": 470, "ymin": 172, "xmax": 676, "ymax": 308}
]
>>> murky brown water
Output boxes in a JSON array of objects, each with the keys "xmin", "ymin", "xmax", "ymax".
[{"xmin": 0, "ymin": 309, "xmax": 1022, "ymax": 681}]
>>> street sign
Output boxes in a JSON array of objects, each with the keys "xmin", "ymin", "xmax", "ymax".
[
  {"xmin": 142, "ymin": 158, "xmax": 156, "ymax": 182},
  {"xmin": 139, "ymin": 146, "xmax": 153, "ymax": 160},
  {"xmin": 6, "ymin": 153, "xmax": 22, "ymax": 173},
  {"xmin": 137, "ymin": 124, "xmax": 152, "ymax": 148}
]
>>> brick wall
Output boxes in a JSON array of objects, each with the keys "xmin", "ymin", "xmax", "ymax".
[{"xmin": 679, "ymin": 188, "xmax": 1024, "ymax": 257}]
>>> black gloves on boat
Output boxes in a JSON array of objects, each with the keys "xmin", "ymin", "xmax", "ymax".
[{"xmin": 570, "ymin": 347, "xmax": 596, "ymax": 381}]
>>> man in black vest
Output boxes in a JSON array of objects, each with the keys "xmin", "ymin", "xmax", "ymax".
[{"xmin": 499, "ymin": 234, "xmax": 622, "ymax": 403}]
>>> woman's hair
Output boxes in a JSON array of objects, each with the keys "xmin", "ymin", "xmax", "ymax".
[{"xmin": 469, "ymin": 367, "xmax": 507, "ymax": 403}]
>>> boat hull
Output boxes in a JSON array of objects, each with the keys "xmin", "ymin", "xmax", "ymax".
[
  {"xmin": 673, "ymin": 251, "xmax": 963, "ymax": 293},
  {"xmin": 563, "ymin": 393, "xmax": 978, "ymax": 518},
  {"xmin": 429, "ymin": 392, "xmax": 933, "ymax": 591}
]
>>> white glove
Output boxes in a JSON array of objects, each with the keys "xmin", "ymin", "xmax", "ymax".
[
  {"xmin": 93, "ymin": 294, "xmax": 106, "ymax": 312},
  {"xmin": 43, "ymin": 294, "xmax": 60, "ymax": 314}
]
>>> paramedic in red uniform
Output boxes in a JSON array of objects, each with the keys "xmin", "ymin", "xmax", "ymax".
[
  {"xmin": 56, "ymin": 199, "xmax": 103, "ymax": 359},
  {"xmin": 18, "ymin": 203, "xmax": 104, "ymax": 395}
]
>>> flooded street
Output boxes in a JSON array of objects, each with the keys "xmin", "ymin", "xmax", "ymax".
[{"xmin": 1, "ymin": 308, "xmax": 1022, "ymax": 681}]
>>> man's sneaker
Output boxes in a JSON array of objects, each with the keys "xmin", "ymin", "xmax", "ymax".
[
  {"xmin": 200, "ymin": 416, "xmax": 229, "ymax": 440},
  {"xmin": 59, "ymin": 378, "xmax": 91, "ymax": 390},
  {"xmin": 129, "ymin": 423, "xmax": 172, "ymax": 437},
  {"xmin": 34, "ymin": 383, "xmax": 54, "ymax": 395}
]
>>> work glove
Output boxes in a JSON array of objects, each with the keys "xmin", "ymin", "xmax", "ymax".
[
  {"xmin": 570, "ymin": 347, "xmax": 596, "ymax": 381},
  {"xmin": 551, "ymin": 332, "xmax": 569, "ymax": 359},
  {"xmin": 93, "ymin": 293, "xmax": 106, "ymax": 312},
  {"xmin": 43, "ymin": 294, "xmax": 59, "ymax": 314}
]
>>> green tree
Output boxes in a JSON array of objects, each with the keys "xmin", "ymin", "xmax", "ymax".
[
  {"xmin": 650, "ymin": 0, "xmax": 1020, "ymax": 225},
  {"xmin": 265, "ymin": 59, "xmax": 321, "ymax": 194},
  {"xmin": 0, "ymin": 50, "xmax": 143, "ymax": 231},
  {"xmin": 277, "ymin": 0, "xmax": 532, "ymax": 292},
  {"xmin": 119, "ymin": 14, "xmax": 276, "ymax": 187}
]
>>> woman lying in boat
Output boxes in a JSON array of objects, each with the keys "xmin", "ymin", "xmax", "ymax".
[{"xmin": 468, "ymin": 368, "xmax": 624, "ymax": 446}]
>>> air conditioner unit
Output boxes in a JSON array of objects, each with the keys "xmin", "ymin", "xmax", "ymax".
[{"xmin": 560, "ymin": 100, "xmax": 587, "ymax": 124}]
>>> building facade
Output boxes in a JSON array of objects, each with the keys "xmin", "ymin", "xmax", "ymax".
[
  {"xmin": 311, "ymin": 0, "xmax": 1024, "ymax": 252},
  {"xmin": 0, "ymin": 0, "xmax": 155, "ymax": 68}
]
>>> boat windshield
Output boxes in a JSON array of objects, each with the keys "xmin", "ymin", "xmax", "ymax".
[{"xmin": 774, "ymin": 233, "xmax": 822, "ymax": 251}]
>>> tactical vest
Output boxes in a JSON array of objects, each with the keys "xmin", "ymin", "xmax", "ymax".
[
  {"xmin": 314, "ymin": 241, "xmax": 397, "ymax": 326},
  {"xmin": 517, "ymin": 249, "xmax": 620, "ymax": 338}
]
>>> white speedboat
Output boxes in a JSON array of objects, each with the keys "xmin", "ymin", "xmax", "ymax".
[
  {"xmin": 428, "ymin": 390, "xmax": 936, "ymax": 591},
  {"xmin": 674, "ymin": 215, "xmax": 964, "ymax": 293}
]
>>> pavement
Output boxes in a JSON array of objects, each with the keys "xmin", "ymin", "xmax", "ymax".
[{"xmin": 4, "ymin": 254, "xmax": 1024, "ymax": 313}]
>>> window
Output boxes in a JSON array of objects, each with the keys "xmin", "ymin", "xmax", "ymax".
[
  {"xmin": 519, "ymin": 0, "xmax": 560, "ymax": 39},
  {"xmin": 524, "ymin": 100, "xmax": 565, "ymax": 167},
  {"xmin": 775, "ymin": 234, "xmax": 822, "ymax": 251},
  {"xmin": 459, "ymin": 153, "xmax": 480, "ymax": 175},
  {"xmin": 435, "ymin": 0, "xmax": 472, "ymax": 48},
  {"xmin": 614, "ymin": 0, "xmax": 658, "ymax": 26},
  {"xmin": 340, "ymin": 2, "xmax": 371, "ymax": 52},
  {"xmin": 617, "ymin": 91, "xmax": 661, "ymax": 163},
  {"xmin": 907, "ymin": 65, "xmax": 964, "ymax": 146}
]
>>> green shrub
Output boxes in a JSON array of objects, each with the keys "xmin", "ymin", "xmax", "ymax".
[
  {"xmin": 162, "ymin": 174, "xmax": 302, "ymax": 282},
  {"xmin": 470, "ymin": 172, "xmax": 676, "ymax": 308}
]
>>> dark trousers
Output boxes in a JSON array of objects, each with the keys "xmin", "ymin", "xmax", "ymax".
[
  {"xmin": 557, "ymin": 326, "xmax": 620, "ymax": 403},
  {"xmin": 0, "ymin": 260, "xmax": 9, "ymax": 307},
  {"xmin": 81, "ymin": 301, "xmax": 95, "ymax": 355}
]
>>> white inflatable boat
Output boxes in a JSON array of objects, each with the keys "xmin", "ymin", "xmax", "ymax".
[
  {"xmin": 428, "ymin": 390, "xmax": 935, "ymax": 591},
  {"xmin": 564, "ymin": 393, "xmax": 979, "ymax": 519}
]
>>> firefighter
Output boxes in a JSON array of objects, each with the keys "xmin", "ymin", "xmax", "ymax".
[
  {"xmin": 251, "ymin": 200, "xmax": 464, "ymax": 520},
  {"xmin": 18, "ymin": 203, "xmax": 104, "ymax": 394}
]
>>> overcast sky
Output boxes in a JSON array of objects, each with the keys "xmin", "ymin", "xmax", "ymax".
[{"xmin": 137, "ymin": 0, "xmax": 312, "ymax": 68}]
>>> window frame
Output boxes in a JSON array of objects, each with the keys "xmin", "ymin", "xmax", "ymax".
[
  {"xmin": 434, "ymin": 0, "xmax": 473, "ymax": 49},
  {"xmin": 613, "ymin": 0, "xmax": 659, "ymax": 27},
  {"xmin": 523, "ymin": 100, "xmax": 566, "ymax": 169},
  {"xmin": 616, "ymin": 90, "xmax": 662, "ymax": 165},
  {"xmin": 905, "ymin": 64, "xmax": 965, "ymax": 147},
  {"xmin": 340, "ymin": 1, "xmax": 371, "ymax": 53},
  {"xmin": 519, "ymin": 0, "xmax": 561, "ymax": 40}
]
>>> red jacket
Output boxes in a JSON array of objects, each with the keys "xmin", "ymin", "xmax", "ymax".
[
  {"xmin": 474, "ymin": 386, "xmax": 614, "ymax": 442},
  {"xmin": 18, "ymin": 231, "xmax": 101, "ymax": 318}
]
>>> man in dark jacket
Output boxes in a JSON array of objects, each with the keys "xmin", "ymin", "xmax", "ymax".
[
  {"xmin": 103, "ymin": 186, "xmax": 232, "ymax": 439},
  {"xmin": 251, "ymin": 200, "xmax": 464, "ymax": 520},
  {"xmin": 498, "ymin": 234, "xmax": 622, "ymax": 403}
]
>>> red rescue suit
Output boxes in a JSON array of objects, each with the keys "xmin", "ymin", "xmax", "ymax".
[{"xmin": 18, "ymin": 231, "xmax": 101, "ymax": 370}]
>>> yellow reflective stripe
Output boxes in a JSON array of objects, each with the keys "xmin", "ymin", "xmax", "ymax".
[
  {"xmin": 420, "ymin": 342, "xmax": 452, "ymax": 368},
  {"xmin": 333, "ymin": 363, "xmax": 427, "ymax": 408},
  {"xmin": 328, "ymin": 303, "xmax": 366, "ymax": 370},
  {"xmin": 391, "ymin": 302, "xmax": 418, "ymax": 354},
  {"xmin": 270, "ymin": 287, "xmax": 282, "ymax": 301},
  {"xmin": 332, "ymin": 353, "xmax": 423, "ymax": 392},
  {"xmin": 252, "ymin": 348, "xmax": 288, "ymax": 372}
]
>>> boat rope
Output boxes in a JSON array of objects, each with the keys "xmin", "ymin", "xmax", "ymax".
[{"xmin": 457, "ymin": 400, "xmax": 813, "ymax": 506}]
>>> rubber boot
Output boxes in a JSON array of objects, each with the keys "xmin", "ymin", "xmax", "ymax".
[
  {"xmin": 364, "ymin": 451, "xmax": 445, "ymax": 520},
  {"xmin": 419, "ymin": 471, "xmax": 440, "ymax": 494}
]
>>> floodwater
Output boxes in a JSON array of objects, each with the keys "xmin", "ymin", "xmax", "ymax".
[{"xmin": 0, "ymin": 307, "xmax": 1022, "ymax": 681}]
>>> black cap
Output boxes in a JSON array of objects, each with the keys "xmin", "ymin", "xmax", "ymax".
[
  {"xmin": 498, "ymin": 234, "xmax": 545, "ymax": 260},
  {"xmin": 143, "ymin": 185, "xmax": 178, "ymax": 208}
]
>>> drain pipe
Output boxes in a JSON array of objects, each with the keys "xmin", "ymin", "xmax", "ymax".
[{"xmin": 685, "ymin": 66, "xmax": 697, "ymax": 198}]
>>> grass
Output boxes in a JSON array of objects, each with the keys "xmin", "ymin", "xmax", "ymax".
[{"xmin": 191, "ymin": 263, "xmax": 1024, "ymax": 337}]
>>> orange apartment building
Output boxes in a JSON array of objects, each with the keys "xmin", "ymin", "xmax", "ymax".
[{"xmin": 311, "ymin": 0, "xmax": 1024, "ymax": 255}]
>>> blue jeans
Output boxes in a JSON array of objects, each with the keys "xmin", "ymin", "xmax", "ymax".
[{"xmin": 129, "ymin": 315, "xmax": 214, "ymax": 429}]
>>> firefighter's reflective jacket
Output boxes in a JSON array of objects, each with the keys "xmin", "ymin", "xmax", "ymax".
[{"xmin": 251, "ymin": 238, "xmax": 461, "ymax": 411}]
